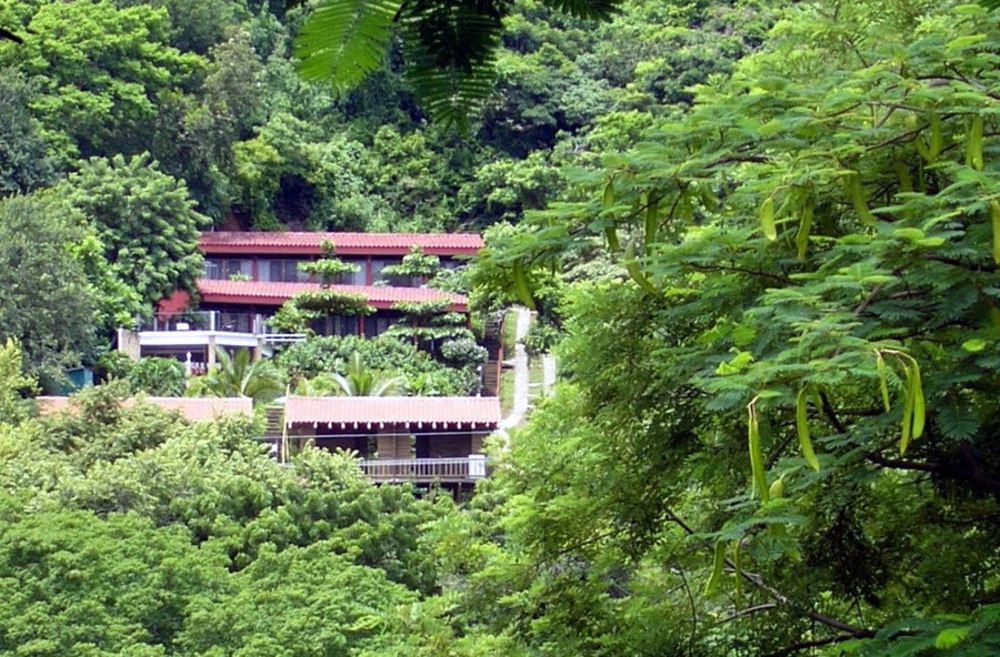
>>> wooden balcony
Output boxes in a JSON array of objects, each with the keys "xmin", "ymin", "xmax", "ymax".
[{"xmin": 358, "ymin": 455, "xmax": 487, "ymax": 483}]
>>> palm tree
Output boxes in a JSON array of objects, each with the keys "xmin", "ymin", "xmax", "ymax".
[
  {"xmin": 186, "ymin": 347, "xmax": 284, "ymax": 403},
  {"xmin": 329, "ymin": 351, "xmax": 404, "ymax": 397}
]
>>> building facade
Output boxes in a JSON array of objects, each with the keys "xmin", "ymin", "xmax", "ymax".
[{"xmin": 120, "ymin": 231, "xmax": 483, "ymax": 366}]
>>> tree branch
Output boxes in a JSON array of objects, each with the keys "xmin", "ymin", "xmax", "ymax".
[
  {"xmin": 665, "ymin": 510, "xmax": 873, "ymax": 638},
  {"xmin": 684, "ymin": 262, "xmax": 793, "ymax": 286}
]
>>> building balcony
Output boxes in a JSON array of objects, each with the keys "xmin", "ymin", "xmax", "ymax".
[{"xmin": 357, "ymin": 455, "xmax": 488, "ymax": 483}]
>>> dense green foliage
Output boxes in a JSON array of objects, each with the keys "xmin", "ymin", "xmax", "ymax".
[
  {"xmin": 456, "ymin": 1, "xmax": 1000, "ymax": 654},
  {"xmin": 2, "ymin": 0, "xmax": 999, "ymax": 656},
  {"xmin": 278, "ymin": 334, "xmax": 479, "ymax": 395}
]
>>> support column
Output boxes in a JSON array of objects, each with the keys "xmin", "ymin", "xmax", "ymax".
[{"xmin": 207, "ymin": 336, "xmax": 217, "ymax": 366}]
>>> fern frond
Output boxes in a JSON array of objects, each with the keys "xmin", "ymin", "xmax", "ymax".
[
  {"xmin": 538, "ymin": 0, "xmax": 622, "ymax": 20},
  {"xmin": 294, "ymin": 0, "xmax": 403, "ymax": 91},
  {"xmin": 401, "ymin": 3, "xmax": 500, "ymax": 129},
  {"xmin": 405, "ymin": 56, "xmax": 496, "ymax": 129}
]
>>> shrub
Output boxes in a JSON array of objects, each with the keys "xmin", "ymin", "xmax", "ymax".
[
  {"xmin": 440, "ymin": 338, "xmax": 488, "ymax": 367},
  {"xmin": 276, "ymin": 335, "xmax": 477, "ymax": 396},
  {"xmin": 127, "ymin": 357, "xmax": 186, "ymax": 396},
  {"xmin": 524, "ymin": 321, "xmax": 561, "ymax": 356}
]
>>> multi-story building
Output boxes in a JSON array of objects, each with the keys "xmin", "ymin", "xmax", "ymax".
[{"xmin": 118, "ymin": 231, "xmax": 484, "ymax": 367}]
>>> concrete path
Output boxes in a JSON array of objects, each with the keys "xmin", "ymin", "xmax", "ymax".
[
  {"xmin": 499, "ymin": 307, "xmax": 531, "ymax": 431},
  {"xmin": 542, "ymin": 354, "xmax": 556, "ymax": 395}
]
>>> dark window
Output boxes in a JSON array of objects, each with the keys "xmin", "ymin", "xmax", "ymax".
[
  {"xmin": 264, "ymin": 259, "xmax": 308, "ymax": 282},
  {"xmin": 204, "ymin": 258, "xmax": 251, "ymax": 280}
]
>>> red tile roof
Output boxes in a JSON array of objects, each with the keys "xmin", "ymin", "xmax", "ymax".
[
  {"xmin": 201, "ymin": 231, "xmax": 484, "ymax": 257},
  {"xmin": 283, "ymin": 396, "xmax": 500, "ymax": 430},
  {"xmin": 36, "ymin": 396, "xmax": 253, "ymax": 422},
  {"xmin": 197, "ymin": 279, "xmax": 469, "ymax": 311}
]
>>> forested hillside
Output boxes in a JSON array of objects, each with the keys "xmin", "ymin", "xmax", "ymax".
[{"xmin": 2, "ymin": 0, "xmax": 999, "ymax": 656}]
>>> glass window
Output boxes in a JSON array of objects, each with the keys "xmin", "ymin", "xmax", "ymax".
[
  {"xmin": 264, "ymin": 259, "xmax": 308, "ymax": 282},
  {"xmin": 334, "ymin": 315, "xmax": 359, "ymax": 337},
  {"xmin": 364, "ymin": 314, "xmax": 394, "ymax": 338},
  {"xmin": 342, "ymin": 259, "xmax": 367, "ymax": 286},
  {"xmin": 203, "ymin": 259, "xmax": 251, "ymax": 280},
  {"xmin": 371, "ymin": 258, "xmax": 398, "ymax": 284}
]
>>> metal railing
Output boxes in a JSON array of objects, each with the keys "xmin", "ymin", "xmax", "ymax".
[
  {"xmin": 358, "ymin": 455, "xmax": 487, "ymax": 482},
  {"xmin": 140, "ymin": 311, "xmax": 263, "ymax": 334}
]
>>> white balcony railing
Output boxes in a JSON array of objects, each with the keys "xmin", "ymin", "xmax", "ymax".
[{"xmin": 358, "ymin": 455, "xmax": 487, "ymax": 482}]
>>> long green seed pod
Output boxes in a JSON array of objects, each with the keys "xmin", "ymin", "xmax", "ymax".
[
  {"xmin": 796, "ymin": 388, "xmax": 821, "ymax": 471},
  {"xmin": 732, "ymin": 540, "xmax": 743, "ymax": 612},
  {"xmin": 795, "ymin": 195, "xmax": 814, "ymax": 261},
  {"xmin": 624, "ymin": 242, "xmax": 659, "ymax": 295},
  {"xmin": 760, "ymin": 196, "xmax": 777, "ymax": 241},
  {"xmin": 894, "ymin": 159, "xmax": 914, "ymax": 193},
  {"xmin": 991, "ymin": 201, "xmax": 1000, "ymax": 265},
  {"xmin": 899, "ymin": 364, "xmax": 915, "ymax": 454},
  {"xmin": 602, "ymin": 179, "xmax": 615, "ymax": 206},
  {"xmin": 845, "ymin": 174, "xmax": 876, "ymax": 227},
  {"xmin": 704, "ymin": 541, "xmax": 726, "ymax": 596},
  {"xmin": 928, "ymin": 113, "xmax": 943, "ymax": 162},
  {"xmin": 511, "ymin": 261, "xmax": 535, "ymax": 310},
  {"xmin": 604, "ymin": 225, "xmax": 620, "ymax": 253},
  {"xmin": 967, "ymin": 116, "xmax": 984, "ymax": 171},
  {"xmin": 910, "ymin": 360, "xmax": 925, "ymax": 441},
  {"xmin": 644, "ymin": 192, "xmax": 659, "ymax": 255},
  {"xmin": 748, "ymin": 404, "xmax": 769, "ymax": 501},
  {"xmin": 768, "ymin": 477, "xmax": 785, "ymax": 499},
  {"xmin": 876, "ymin": 353, "xmax": 891, "ymax": 412}
]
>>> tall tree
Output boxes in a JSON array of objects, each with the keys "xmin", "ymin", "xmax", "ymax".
[
  {"xmin": 0, "ymin": 68, "xmax": 56, "ymax": 196},
  {"xmin": 59, "ymin": 153, "xmax": 208, "ymax": 307},
  {"xmin": 0, "ymin": 195, "xmax": 97, "ymax": 387},
  {"xmin": 0, "ymin": 0, "xmax": 203, "ymax": 162}
]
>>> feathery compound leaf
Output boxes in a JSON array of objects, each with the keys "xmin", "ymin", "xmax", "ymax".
[
  {"xmin": 795, "ymin": 194, "xmax": 814, "ymax": 260},
  {"xmin": 796, "ymin": 388, "xmax": 821, "ymax": 471},
  {"xmin": 539, "ymin": 0, "xmax": 622, "ymax": 20},
  {"xmin": 295, "ymin": 0, "xmax": 403, "ymax": 91},
  {"xmin": 703, "ymin": 541, "xmax": 726, "ymax": 596},
  {"xmin": 759, "ymin": 196, "xmax": 777, "ymax": 240}
]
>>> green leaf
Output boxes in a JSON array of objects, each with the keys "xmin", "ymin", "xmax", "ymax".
[
  {"xmin": 934, "ymin": 626, "xmax": 971, "ymax": 649},
  {"xmin": 962, "ymin": 338, "xmax": 986, "ymax": 352}
]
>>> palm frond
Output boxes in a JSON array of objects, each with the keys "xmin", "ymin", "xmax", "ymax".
[{"xmin": 295, "ymin": 0, "xmax": 403, "ymax": 91}]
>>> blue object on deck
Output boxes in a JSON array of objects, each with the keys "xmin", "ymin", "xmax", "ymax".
[{"xmin": 57, "ymin": 367, "xmax": 94, "ymax": 394}]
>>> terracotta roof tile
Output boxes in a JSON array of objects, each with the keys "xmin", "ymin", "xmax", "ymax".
[
  {"xmin": 36, "ymin": 396, "xmax": 253, "ymax": 422},
  {"xmin": 284, "ymin": 396, "xmax": 500, "ymax": 429},
  {"xmin": 196, "ymin": 279, "xmax": 469, "ymax": 311},
  {"xmin": 201, "ymin": 231, "xmax": 484, "ymax": 256}
]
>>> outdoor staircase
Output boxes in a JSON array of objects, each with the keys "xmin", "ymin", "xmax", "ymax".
[{"xmin": 264, "ymin": 403, "xmax": 284, "ymax": 440}]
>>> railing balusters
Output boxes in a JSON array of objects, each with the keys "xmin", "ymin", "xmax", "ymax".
[{"xmin": 357, "ymin": 457, "xmax": 484, "ymax": 482}]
